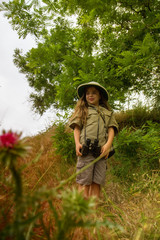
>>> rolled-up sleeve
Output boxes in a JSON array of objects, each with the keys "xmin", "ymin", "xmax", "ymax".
[
  {"xmin": 108, "ymin": 113, "xmax": 118, "ymax": 135},
  {"xmin": 68, "ymin": 116, "xmax": 82, "ymax": 130}
]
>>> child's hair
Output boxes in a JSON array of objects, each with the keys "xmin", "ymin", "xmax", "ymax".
[
  {"xmin": 70, "ymin": 94, "xmax": 88, "ymax": 126},
  {"xmin": 70, "ymin": 86, "xmax": 111, "ymax": 125}
]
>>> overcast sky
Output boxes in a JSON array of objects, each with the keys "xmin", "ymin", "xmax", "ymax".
[{"xmin": 0, "ymin": 12, "xmax": 57, "ymax": 137}]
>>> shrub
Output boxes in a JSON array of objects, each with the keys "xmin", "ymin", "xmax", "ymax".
[
  {"xmin": 52, "ymin": 121, "xmax": 76, "ymax": 164},
  {"xmin": 111, "ymin": 121, "xmax": 160, "ymax": 181},
  {"xmin": 116, "ymin": 105, "xmax": 160, "ymax": 131}
]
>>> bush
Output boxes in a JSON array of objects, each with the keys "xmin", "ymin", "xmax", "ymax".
[
  {"xmin": 52, "ymin": 121, "xmax": 76, "ymax": 164},
  {"xmin": 116, "ymin": 105, "xmax": 160, "ymax": 131},
  {"xmin": 111, "ymin": 121, "xmax": 160, "ymax": 181}
]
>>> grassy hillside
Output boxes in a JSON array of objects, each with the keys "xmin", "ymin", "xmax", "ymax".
[{"xmin": 0, "ymin": 109, "xmax": 160, "ymax": 240}]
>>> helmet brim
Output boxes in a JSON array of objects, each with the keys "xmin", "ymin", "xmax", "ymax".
[{"xmin": 77, "ymin": 82, "xmax": 109, "ymax": 101}]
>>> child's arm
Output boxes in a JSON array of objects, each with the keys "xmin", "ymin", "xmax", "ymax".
[
  {"xmin": 101, "ymin": 127, "xmax": 115, "ymax": 159},
  {"xmin": 74, "ymin": 125, "xmax": 82, "ymax": 156}
]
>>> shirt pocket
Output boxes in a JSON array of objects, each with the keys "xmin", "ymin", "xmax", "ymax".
[{"xmin": 86, "ymin": 111, "xmax": 98, "ymax": 125}]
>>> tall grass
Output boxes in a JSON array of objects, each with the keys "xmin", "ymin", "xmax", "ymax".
[
  {"xmin": 102, "ymin": 171, "xmax": 160, "ymax": 239},
  {"xmin": 116, "ymin": 104, "xmax": 160, "ymax": 130}
]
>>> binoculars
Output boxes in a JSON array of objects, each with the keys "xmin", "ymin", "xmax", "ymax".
[{"xmin": 80, "ymin": 138, "xmax": 101, "ymax": 158}]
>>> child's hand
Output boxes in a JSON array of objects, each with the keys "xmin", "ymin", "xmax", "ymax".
[
  {"xmin": 100, "ymin": 143, "xmax": 110, "ymax": 159},
  {"xmin": 101, "ymin": 128, "xmax": 115, "ymax": 159},
  {"xmin": 76, "ymin": 143, "xmax": 82, "ymax": 156}
]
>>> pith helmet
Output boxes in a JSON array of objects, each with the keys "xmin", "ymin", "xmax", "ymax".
[{"xmin": 77, "ymin": 81, "xmax": 109, "ymax": 100}]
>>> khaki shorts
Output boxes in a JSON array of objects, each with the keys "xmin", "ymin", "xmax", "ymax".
[{"xmin": 76, "ymin": 153, "xmax": 107, "ymax": 186}]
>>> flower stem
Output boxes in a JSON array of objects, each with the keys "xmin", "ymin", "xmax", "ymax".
[{"xmin": 10, "ymin": 161, "xmax": 22, "ymax": 202}]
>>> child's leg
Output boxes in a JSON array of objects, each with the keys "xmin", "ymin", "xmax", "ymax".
[
  {"xmin": 78, "ymin": 184, "xmax": 90, "ymax": 198},
  {"xmin": 89, "ymin": 182, "xmax": 100, "ymax": 198}
]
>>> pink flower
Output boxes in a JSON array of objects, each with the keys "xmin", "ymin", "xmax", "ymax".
[{"xmin": 0, "ymin": 131, "xmax": 19, "ymax": 148}]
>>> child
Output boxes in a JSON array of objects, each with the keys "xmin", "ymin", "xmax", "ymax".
[{"xmin": 69, "ymin": 82, "xmax": 118, "ymax": 198}]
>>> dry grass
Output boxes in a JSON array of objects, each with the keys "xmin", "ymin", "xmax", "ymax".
[
  {"xmin": 115, "ymin": 108, "xmax": 160, "ymax": 131},
  {"xmin": 21, "ymin": 126, "xmax": 74, "ymax": 191},
  {"xmin": 98, "ymin": 172, "xmax": 160, "ymax": 239}
]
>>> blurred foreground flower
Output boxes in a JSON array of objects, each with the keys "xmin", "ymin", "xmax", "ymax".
[
  {"xmin": 0, "ymin": 130, "xmax": 30, "ymax": 204},
  {"xmin": 0, "ymin": 131, "xmax": 19, "ymax": 148},
  {"xmin": 0, "ymin": 130, "xmax": 29, "ymax": 166}
]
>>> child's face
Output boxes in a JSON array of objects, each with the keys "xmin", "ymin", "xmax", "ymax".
[{"xmin": 85, "ymin": 86, "xmax": 101, "ymax": 106}]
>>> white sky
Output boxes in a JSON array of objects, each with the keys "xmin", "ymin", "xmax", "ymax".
[{"xmin": 0, "ymin": 13, "xmax": 57, "ymax": 137}]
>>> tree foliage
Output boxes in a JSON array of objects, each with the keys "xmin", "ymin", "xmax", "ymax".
[{"xmin": 1, "ymin": 0, "xmax": 160, "ymax": 114}]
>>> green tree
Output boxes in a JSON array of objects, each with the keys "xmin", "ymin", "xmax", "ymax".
[{"xmin": 1, "ymin": 0, "xmax": 160, "ymax": 114}]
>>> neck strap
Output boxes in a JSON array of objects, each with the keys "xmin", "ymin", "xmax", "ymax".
[{"xmin": 84, "ymin": 108, "xmax": 100, "ymax": 142}]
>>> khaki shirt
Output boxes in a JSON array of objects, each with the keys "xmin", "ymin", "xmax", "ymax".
[{"xmin": 69, "ymin": 105, "xmax": 118, "ymax": 147}]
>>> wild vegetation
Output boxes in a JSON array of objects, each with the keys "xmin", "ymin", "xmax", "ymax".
[
  {"xmin": 0, "ymin": 107, "xmax": 160, "ymax": 240},
  {"xmin": 0, "ymin": 0, "xmax": 160, "ymax": 239}
]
